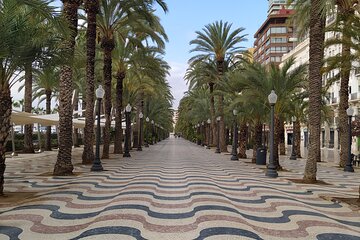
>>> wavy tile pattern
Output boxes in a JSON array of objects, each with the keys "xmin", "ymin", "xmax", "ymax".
[{"xmin": 1, "ymin": 138, "xmax": 360, "ymax": 240}]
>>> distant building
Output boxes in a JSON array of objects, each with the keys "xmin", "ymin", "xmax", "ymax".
[{"xmin": 253, "ymin": 5, "xmax": 295, "ymax": 66}]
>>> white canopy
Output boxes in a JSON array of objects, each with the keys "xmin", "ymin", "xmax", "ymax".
[{"xmin": 10, "ymin": 111, "xmax": 119, "ymax": 128}]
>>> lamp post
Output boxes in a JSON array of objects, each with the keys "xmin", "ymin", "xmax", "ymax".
[
  {"xmin": 215, "ymin": 116, "xmax": 221, "ymax": 153},
  {"xmin": 91, "ymin": 85, "xmax": 105, "ymax": 171},
  {"xmin": 137, "ymin": 112, "xmax": 143, "ymax": 151},
  {"xmin": 231, "ymin": 109, "xmax": 239, "ymax": 161},
  {"xmin": 151, "ymin": 120, "xmax": 155, "ymax": 144},
  {"xmin": 144, "ymin": 117, "xmax": 149, "ymax": 147},
  {"xmin": 207, "ymin": 119, "xmax": 211, "ymax": 149},
  {"xmin": 345, "ymin": 107, "xmax": 354, "ymax": 172},
  {"xmin": 11, "ymin": 124, "xmax": 18, "ymax": 156},
  {"xmin": 266, "ymin": 90, "xmax": 278, "ymax": 178},
  {"xmin": 290, "ymin": 116, "xmax": 297, "ymax": 160},
  {"xmin": 201, "ymin": 122, "xmax": 205, "ymax": 146},
  {"xmin": 123, "ymin": 103, "xmax": 132, "ymax": 157},
  {"xmin": 197, "ymin": 123, "xmax": 201, "ymax": 145}
]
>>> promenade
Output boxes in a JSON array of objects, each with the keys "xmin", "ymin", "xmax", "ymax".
[{"xmin": 0, "ymin": 137, "xmax": 359, "ymax": 240}]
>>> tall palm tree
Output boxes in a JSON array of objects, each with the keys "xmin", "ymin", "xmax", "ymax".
[
  {"xmin": 32, "ymin": 66, "xmax": 59, "ymax": 151},
  {"xmin": 189, "ymin": 20, "xmax": 247, "ymax": 152},
  {"xmin": 53, "ymin": 0, "xmax": 82, "ymax": 176},
  {"xmin": 303, "ymin": 0, "xmax": 327, "ymax": 182},
  {"xmin": 82, "ymin": 0, "xmax": 99, "ymax": 164},
  {"xmin": 0, "ymin": 0, "xmax": 58, "ymax": 195},
  {"xmin": 324, "ymin": 0, "xmax": 357, "ymax": 167},
  {"xmin": 185, "ymin": 60, "xmax": 219, "ymax": 146}
]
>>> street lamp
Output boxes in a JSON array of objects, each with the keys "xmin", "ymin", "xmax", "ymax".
[
  {"xmin": 91, "ymin": 85, "xmax": 105, "ymax": 171},
  {"xmin": 207, "ymin": 118, "xmax": 211, "ymax": 149},
  {"xmin": 266, "ymin": 90, "xmax": 278, "ymax": 178},
  {"xmin": 201, "ymin": 122, "xmax": 205, "ymax": 146},
  {"xmin": 144, "ymin": 117, "xmax": 149, "ymax": 147},
  {"xmin": 197, "ymin": 123, "xmax": 201, "ymax": 145},
  {"xmin": 215, "ymin": 116, "xmax": 221, "ymax": 153},
  {"xmin": 345, "ymin": 107, "xmax": 354, "ymax": 172},
  {"xmin": 290, "ymin": 116, "xmax": 297, "ymax": 160},
  {"xmin": 231, "ymin": 109, "xmax": 239, "ymax": 161},
  {"xmin": 123, "ymin": 103, "xmax": 132, "ymax": 157},
  {"xmin": 151, "ymin": 120, "xmax": 155, "ymax": 144},
  {"xmin": 137, "ymin": 112, "xmax": 143, "ymax": 151}
]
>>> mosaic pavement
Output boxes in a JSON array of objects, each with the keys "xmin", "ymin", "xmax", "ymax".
[{"xmin": 0, "ymin": 137, "xmax": 360, "ymax": 240}]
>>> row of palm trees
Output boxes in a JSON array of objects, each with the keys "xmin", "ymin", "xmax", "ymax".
[
  {"xmin": 176, "ymin": 0, "xmax": 360, "ymax": 182},
  {"xmin": 0, "ymin": 0, "xmax": 173, "ymax": 195}
]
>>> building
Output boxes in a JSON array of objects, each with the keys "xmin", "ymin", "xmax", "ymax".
[
  {"xmin": 268, "ymin": 0, "xmax": 289, "ymax": 15},
  {"xmin": 279, "ymin": 18, "xmax": 360, "ymax": 158},
  {"xmin": 253, "ymin": 6, "xmax": 295, "ymax": 66}
]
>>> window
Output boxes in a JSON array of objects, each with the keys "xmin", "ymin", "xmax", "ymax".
[
  {"xmin": 270, "ymin": 46, "xmax": 287, "ymax": 53},
  {"xmin": 270, "ymin": 27, "xmax": 287, "ymax": 34},
  {"xmin": 271, "ymin": 37, "xmax": 287, "ymax": 43}
]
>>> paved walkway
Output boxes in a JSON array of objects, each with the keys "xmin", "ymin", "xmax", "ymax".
[{"xmin": 1, "ymin": 137, "xmax": 360, "ymax": 239}]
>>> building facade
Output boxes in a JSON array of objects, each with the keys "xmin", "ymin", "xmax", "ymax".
[
  {"xmin": 280, "ymin": 27, "xmax": 360, "ymax": 160},
  {"xmin": 253, "ymin": 6, "xmax": 295, "ymax": 66}
]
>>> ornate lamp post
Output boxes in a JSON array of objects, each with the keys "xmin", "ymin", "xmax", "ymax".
[
  {"xmin": 266, "ymin": 90, "xmax": 278, "ymax": 178},
  {"xmin": 11, "ymin": 124, "xmax": 18, "ymax": 156},
  {"xmin": 290, "ymin": 116, "xmax": 297, "ymax": 160},
  {"xmin": 91, "ymin": 85, "xmax": 105, "ymax": 171},
  {"xmin": 151, "ymin": 120, "xmax": 155, "ymax": 144},
  {"xmin": 207, "ymin": 119, "xmax": 211, "ymax": 149},
  {"xmin": 144, "ymin": 117, "xmax": 149, "ymax": 147},
  {"xmin": 137, "ymin": 112, "xmax": 143, "ymax": 151},
  {"xmin": 231, "ymin": 109, "xmax": 239, "ymax": 161},
  {"xmin": 123, "ymin": 103, "xmax": 132, "ymax": 157},
  {"xmin": 197, "ymin": 123, "xmax": 201, "ymax": 145},
  {"xmin": 215, "ymin": 116, "xmax": 221, "ymax": 153},
  {"xmin": 201, "ymin": 122, "xmax": 205, "ymax": 146},
  {"xmin": 345, "ymin": 107, "xmax": 354, "ymax": 172}
]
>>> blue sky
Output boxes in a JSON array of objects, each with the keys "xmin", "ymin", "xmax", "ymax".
[
  {"xmin": 16, "ymin": 0, "xmax": 268, "ymax": 109},
  {"xmin": 156, "ymin": 0, "xmax": 268, "ymax": 109}
]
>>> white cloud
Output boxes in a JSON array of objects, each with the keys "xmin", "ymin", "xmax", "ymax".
[{"xmin": 167, "ymin": 62, "xmax": 188, "ymax": 110}]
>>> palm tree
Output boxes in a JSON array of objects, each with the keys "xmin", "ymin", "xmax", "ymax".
[
  {"xmin": 302, "ymin": 0, "xmax": 327, "ymax": 182},
  {"xmin": 0, "ymin": 0, "xmax": 58, "ymax": 195},
  {"xmin": 82, "ymin": 0, "xmax": 99, "ymax": 164},
  {"xmin": 32, "ymin": 66, "xmax": 59, "ymax": 151},
  {"xmin": 53, "ymin": 0, "xmax": 82, "ymax": 176},
  {"xmin": 324, "ymin": 0, "xmax": 357, "ymax": 167},
  {"xmin": 185, "ymin": 60, "xmax": 219, "ymax": 146},
  {"xmin": 189, "ymin": 20, "xmax": 247, "ymax": 152}
]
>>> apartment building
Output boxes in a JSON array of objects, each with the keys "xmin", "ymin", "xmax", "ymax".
[
  {"xmin": 280, "ymin": 21, "xmax": 360, "ymax": 156},
  {"xmin": 253, "ymin": 6, "xmax": 295, "ymax": 66}
]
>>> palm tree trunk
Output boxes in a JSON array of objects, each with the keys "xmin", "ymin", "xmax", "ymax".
[
  {"xmin": 0, "ymin": 87, "xmax": 12, "ymax": 195},
  {"xmin": 45, "ymin": 90, "xmax": 52, "ymax": 151},
  {"xmin": 101, "ymin": 40, "xmax": 114, "ymax": 159},
  {"xmin": 23, "ymin": 62, "xmax": 34, "ymax": 153},
  {"xmin": 73, "ymin": 90, "xmax": 79, "ymax": 147},
  {"xmin": 252, "ymin": 122, "xmax": 263, "ymax": 163},
  {"xmin": 295, "ymin": 120, "xmax": 301, "ymax": 158},
  {"xmin": 238, "ymin": 122, "xmax": 247, "ymax": 158},
  {"xmin": 82, "ymin": 0, "xmax": 98, "ymax": 164},
  {"xmin": 219, "ymin": 95, "xmax": 227, "ymax": 152},
  {"xmin": 338, "ymin": 6, "xmax": 353, "ymax": 168},
  {"xmin": 216, "ymin": 59, "xmax": 227, "ymax": 152},
  {"xmin": 274, "ymin": 115, "xmax": 281, "ymax": 170},
  {"xmin": 209, "ymin": 83, "xmax": 215, "ymax": 146},
  {"xmin": 304, "ymin": 0, "xmax": 325, "ymax": 183},
  {"xmin": 279, "ymin": 118, "xmax": 286, "ymax": 155},
  {"xmin": 114, "ymin": 71, "xmax": 124, "ymax": 154},
  {"xmin": 54, "ymin": 0, "xmax": 81, "ymax": 176}
]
